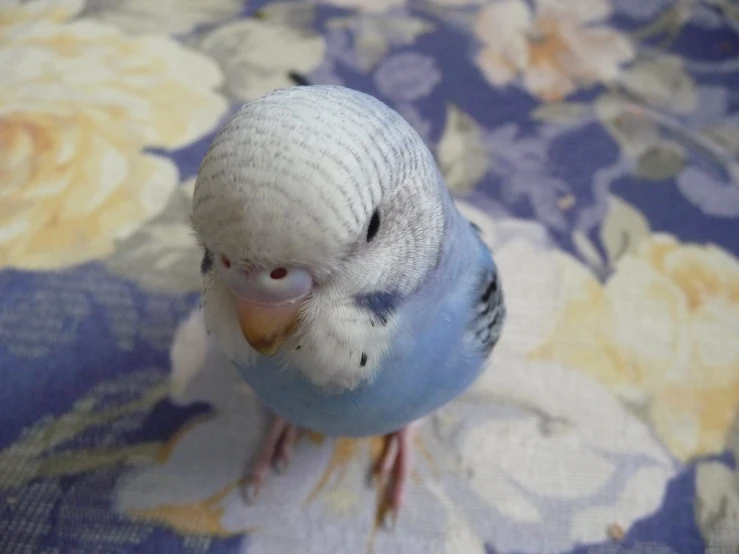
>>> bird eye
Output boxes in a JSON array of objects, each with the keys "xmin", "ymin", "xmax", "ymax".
[
  {"xmin": 221, "ymin": 255, "xmax": 231, "ymax": 269},
  {"xmin": 367, "ymin": 210, "xmax": 380, "ymax": 242}
]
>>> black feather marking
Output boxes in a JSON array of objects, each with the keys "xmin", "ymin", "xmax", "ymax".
[
  {"xmin": 201, "ymin": 249, "xmax": 214, "ymax": 274},
  {"xmin": 289, "ymin": 72, "xmax": 311, "ymax": 86},
  {"xmin": 481, "ymin": 278, "xmax": 497, "ymax": 302},
  {"xmin": 489, "ymin": 309, "xmax": 501, "ymax": 330},
  {"xmin": 296, "ymin": 345, "xmax": 301, "ymax": 350},
  {"xmin": 469, "ymin": 270, "xmax": 505, "ymax": 356},
  {"xmin": 355, "ymin": 291, "xmax": 399, "ymax": 321},
  {"xmin": 360, "ymin": 352, "xmax": 368, "ymax": 367},
  {"xmin": 366, "ymin": 210, "xmax": 380, "ymax": 242}
]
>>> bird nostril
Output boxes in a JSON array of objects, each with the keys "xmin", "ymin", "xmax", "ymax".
[
  {"xmin": 221, "ymin": 255, "xmax": 231, "ymax": 269},
  {"xmin": 270, "ymin": 267, "xmax": 288, "ymax": 280}
]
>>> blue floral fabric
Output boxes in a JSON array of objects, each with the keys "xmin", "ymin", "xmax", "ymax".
[{"xmin": 1, "ymin": 1, "xmax": 738, "ymax": 553}]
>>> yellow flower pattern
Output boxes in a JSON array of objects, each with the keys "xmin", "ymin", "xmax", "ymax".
[
  {"xmin": 533, "ymin": 235, "xmax": 739, "ymax": 460},
  {"xmin": 0, "ymin": 0, "xmax": 227, "ymax": 269},
  {"xmin": 473, "ymin": 0, "xmax": 634, "ymax": 101}
]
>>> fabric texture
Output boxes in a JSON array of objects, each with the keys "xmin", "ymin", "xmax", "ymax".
[{"xmin": 1, "ymin": 1, "xmax": 738, "ymax": 553}]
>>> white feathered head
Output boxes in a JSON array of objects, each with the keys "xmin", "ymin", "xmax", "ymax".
[{"xmin": 192, "ymin": 85, "xmax": 449, "ymax": 390}]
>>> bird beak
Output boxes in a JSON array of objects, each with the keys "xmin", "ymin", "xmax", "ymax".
[{"xmin": 233, "ymin": 296, "xmax": 303, "ymax": 356}]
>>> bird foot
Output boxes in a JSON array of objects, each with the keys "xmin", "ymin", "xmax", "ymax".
[
  {"xmin": 371, "ymin": 425, "xmax": 414, "ymax": 530},
  {"xmin": 242, "ymin": 416, "xmax": 299, "ymax": 503}
]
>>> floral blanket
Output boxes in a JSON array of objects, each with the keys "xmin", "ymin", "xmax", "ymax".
[{"xmin": 1, "ymin": 0, "xmax": 738, "ymax": 553}]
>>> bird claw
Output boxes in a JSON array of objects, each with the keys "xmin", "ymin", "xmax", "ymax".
[
  {"xmin": 377, "ymin": 494, "xmax": 399, "ymax": 531},
  {"xmin": 372, "ymin": 426, "xmax": 413, "ymax": 530},
  {"xmin": 244, "ymin": 416, "xmax": 413, "ymax": 532},
  {"xmin": 242, "ymin": 416, "xmax": 299, "ymax": 503},
  {"xmin": 274, "ymin": 458, "xmax": 288, "ymax": 474},
  {"xmin": 242, "ymin": 482, "xmax": 260, "ymax": 505},
  {"xmin": 382, "ymin": 509, "xmax": 398, "ymax": 531}
]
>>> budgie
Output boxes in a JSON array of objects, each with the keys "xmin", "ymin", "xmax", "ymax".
[{"xmin": 191, "ymin": 85, "xmax": 505, "ymax": 525}]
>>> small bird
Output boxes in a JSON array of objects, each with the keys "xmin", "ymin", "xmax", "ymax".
[{"xmin": 191, "ymin": 85, "xmax": 505, "ymax": 526}]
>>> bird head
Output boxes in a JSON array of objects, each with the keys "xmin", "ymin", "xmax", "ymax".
[{"xmin": 192, "ymin": 85, "xmax": 449, "ymax": 389}]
